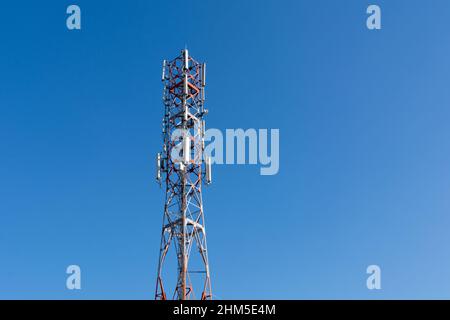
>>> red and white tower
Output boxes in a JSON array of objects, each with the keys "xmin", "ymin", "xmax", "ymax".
[{"xmin": 155, "ymin": 49, "xmax": 212, "ymax": 300}]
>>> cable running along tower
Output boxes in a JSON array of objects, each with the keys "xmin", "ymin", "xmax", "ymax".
[{"xmin": 155, "ymin": 49, "xmax": 212, "ymax": 300}]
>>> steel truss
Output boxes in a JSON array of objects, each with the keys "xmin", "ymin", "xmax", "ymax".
[{"xmin": 155, "ymin": 50, "xmax": 212, "ymax": 300}]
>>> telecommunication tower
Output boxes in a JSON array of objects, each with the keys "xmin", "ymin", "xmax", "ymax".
[{"xmin": 155, "ymin": 49, "xmax": 212, "ymax": 300}]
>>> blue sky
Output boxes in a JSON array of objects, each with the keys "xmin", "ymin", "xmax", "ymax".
[{"xmin": 1, "ymin": 0, "xmax": 450, "ymax": 299}]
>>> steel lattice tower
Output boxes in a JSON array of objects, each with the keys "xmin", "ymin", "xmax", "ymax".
[{"xmin": 155, "ymin": 49, "xmax": 212, "ymax": 300}]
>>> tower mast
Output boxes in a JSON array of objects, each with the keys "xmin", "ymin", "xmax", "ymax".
[{"xmin": 155, "ymin": 49, "xmax": 212, "ymax": 300}]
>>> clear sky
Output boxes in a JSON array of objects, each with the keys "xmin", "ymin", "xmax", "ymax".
[{"xmin": 1, "ymin": 0, "xmax": 450, "ymax": 299}]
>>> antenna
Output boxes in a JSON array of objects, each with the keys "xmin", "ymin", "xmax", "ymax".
[
  {"xmin": 202, "ymin": 63, "xmax": 206, "ymax": 87},
  {"xmin": 206, "ymin": 156, "xmax": 212, "ymax": 184},
  {"xmin": 156, "ymin": 153, "xmax": 162, "ymax": 186},
  {"xmin": 161, "ymin": 60, "xmax": 166, "ymax": 81}
]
